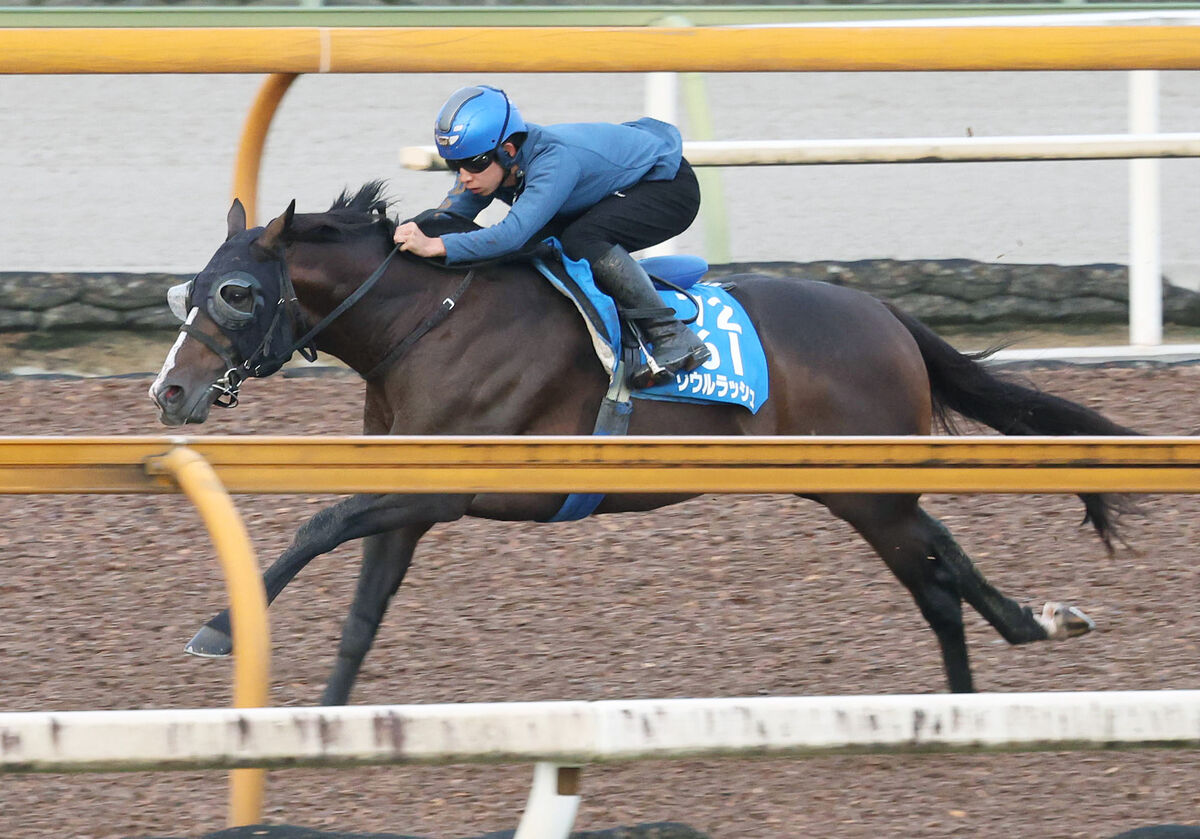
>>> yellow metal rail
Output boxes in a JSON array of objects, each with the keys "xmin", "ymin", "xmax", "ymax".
[
  {"xmin": 3, "ymin": 25, "xmax": 1200, "ymax": 74},
  {"xmin": 4, "ymin": 436, "xmax": 1200, "ymax": 495},
  {"xmin": 152, "ymin": 448, "xmax": 269, "ymax": 827},
  {"xmin": 3, "ymin": 443, "xmax": 274, "ymax": 825}
]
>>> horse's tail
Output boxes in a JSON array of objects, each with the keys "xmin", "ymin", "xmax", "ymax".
[{"xmin": 883, "ymin": 301, "xmax": 1137, "ymax": 550}]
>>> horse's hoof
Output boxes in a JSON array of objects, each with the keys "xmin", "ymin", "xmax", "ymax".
[
  {"xmin": 185, "ymin": 625, "xmax": 233, "ymax": 658},
  {"xmin": 1037, "ymin": 601, "xmax": 1096, "ymax": 640}
]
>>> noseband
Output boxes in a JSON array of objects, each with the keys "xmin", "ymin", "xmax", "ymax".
[{"xmin": 177, "ymin": 324, "xmax": 247, "ymax": 408}]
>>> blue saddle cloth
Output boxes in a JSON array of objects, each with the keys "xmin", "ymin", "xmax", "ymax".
[
  {"xmin": 531, "ymin": 239, "xmax": 769, "ymax": 415},
  {"xmin": 530, "ymin": 239, "xmax": 770, "ymax": 523}
]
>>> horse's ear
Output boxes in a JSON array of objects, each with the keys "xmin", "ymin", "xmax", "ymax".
[
  {"xmin": 227, "ymin": 199, "xmax": 248, "ymax": 241},
  {"xmin": 255, "ymin": 200, "xmax": 296, "ymax": 254}
]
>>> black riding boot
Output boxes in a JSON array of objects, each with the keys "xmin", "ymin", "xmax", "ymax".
[{"xmin": 591, "ymin": 245, "xmax": 711, "ymax": 389}]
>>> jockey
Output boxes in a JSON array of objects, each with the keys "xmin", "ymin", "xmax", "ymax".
[{"xmin": 394, "ymin": 84, "xmax": 711, "ymax": 389}]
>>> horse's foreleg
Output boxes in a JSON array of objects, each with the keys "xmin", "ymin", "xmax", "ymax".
[
  {"xmin": 824, "ymin": 494, "xmax": 975, "ymax": 692},
  {"xmin": 922, "ymin": 511, "xmax": 1096, "ymax": 643},
  {"xmin": 185, "ymin": 493, "xmax": 468, "ymax": 658},
  {"xmin": 321, "ymin": 524, "xmax": 431, "ymax": 705}
]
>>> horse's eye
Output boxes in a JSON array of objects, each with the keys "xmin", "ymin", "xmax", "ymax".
[{"xmin": 220, "ymin": 284, "xmax": 254, "ymax": 312}]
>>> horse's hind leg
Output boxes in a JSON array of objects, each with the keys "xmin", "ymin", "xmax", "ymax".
[
  {"xmin": 921, "ymin": 510, "xmax": 1095, "ymax": 643},
  {"xmin": 322, "ymin": 523, "xmax": 431, "ymax": 706},
  {"xmin": 823, "ymin": 493, "xmax": 1094, "ymax": 692},
  {"xmin": 821, "ymin": 493, "xmax": 976, "ymax": 692}
]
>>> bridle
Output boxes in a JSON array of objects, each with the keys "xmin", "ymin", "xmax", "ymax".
[
  {"xmin": 181, "ymin": 244, "xmax": 399, "ymax": 407},
  {"xmin": 183, "ymin": 241, "xmax": 476, "ymax": 406}
]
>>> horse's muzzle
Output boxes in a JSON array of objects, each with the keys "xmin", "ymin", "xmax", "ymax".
[{"xmin": 149, "ymin": 381, "xmax": 213, "ymax": 426}]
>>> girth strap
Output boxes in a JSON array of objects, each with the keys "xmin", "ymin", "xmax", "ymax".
[{"xmin": 363, "ymin": 269, "xmax": 476, "ymax": 382}]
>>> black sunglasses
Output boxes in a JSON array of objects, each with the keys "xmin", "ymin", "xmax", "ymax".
[{"xmin": 447, "ymin": 151, "xmax": 495, "ymax": 174}]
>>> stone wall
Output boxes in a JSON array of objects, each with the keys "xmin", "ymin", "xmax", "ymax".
[
  {"xmin": 0, "ymin": 272, "xmax": 182, "ymax": 332},
  {"xmin": 4, "ymin": 261, "xmax": 1200, "ymax": 333},
  {"xmin": 705, "ymin": 260, "xmax": 1200, "ymax": 327}
]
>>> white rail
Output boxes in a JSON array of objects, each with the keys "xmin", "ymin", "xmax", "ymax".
[
  {"xmin": 5, "ymin": 691, "xmax": 1200, "ymax": 771},
  {"xmin": 985, "ymin": 342, "xmax": 1200, "ymax": 366},
  {"xmin": 1129, "ymin": 71, "xmax": 1164, "ymax": 345},
  {"xmin": 400, "ymin": 132, "xmax": 1200, "ymax": 171},
  {"xmin": 4, "ymin": 691, "xmax": 1200, "ymax": 838}
]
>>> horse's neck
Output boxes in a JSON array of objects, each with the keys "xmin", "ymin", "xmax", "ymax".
[
  {"xmin": 287, "ymin": 246, "xmax": 431, "ymax": 374},
  {"xmin": 295, "ymin": 253, "xmax": 602, "ymax": 433},
  {"xmin": 287, "ymin": 250, "xmax": 553, "ymax": 377}
]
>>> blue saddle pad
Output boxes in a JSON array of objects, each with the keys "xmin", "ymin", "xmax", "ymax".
[
  {"xmin": 531, "ymin": 239, "xmax": 769, "ymax": 414},
  {"xmin": 634, "ymin": 284, "xmax": 768, "ymax": 414}
]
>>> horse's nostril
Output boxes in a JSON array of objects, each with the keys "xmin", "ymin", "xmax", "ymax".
[{"xmin": 163, "ymin": 385, "xmax": 184, "ymax": 403}]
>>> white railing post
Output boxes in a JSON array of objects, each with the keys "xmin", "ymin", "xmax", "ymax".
[
  {"xmin": 513, "ymin": 762, "xmax": 581, "ymax": 839},
  {"xmin": 1129, "ymin": 69, "xmax": 1162, "ymax": 346},
  {"xmin": 643, "ymin": 71, "xmax": 679, "ymax": 257}
]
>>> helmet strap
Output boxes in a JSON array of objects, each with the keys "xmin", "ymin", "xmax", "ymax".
[{"xmin": 496, "ymin": 137, "xmax": 522, "ymax": 170}]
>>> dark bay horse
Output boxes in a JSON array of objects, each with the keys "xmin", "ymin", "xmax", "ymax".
[{"xmin": 149, "ymin": 182, "xmax": 1134, "ymax": 705}]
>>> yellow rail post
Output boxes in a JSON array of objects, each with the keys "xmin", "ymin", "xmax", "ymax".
[
  {"xmin": 233, "ymin": 72, "xmax": 299, "ymax": 227},
  {"xmin": 151, "ymin": 447, "xmax": 271, "ymax": 827}
]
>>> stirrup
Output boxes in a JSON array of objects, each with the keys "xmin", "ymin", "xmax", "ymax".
[
  {"xmin": 629, "ymin": 343, "xmax": 710, "ymax": 389},
  {"xmin": 627, "ymin": 327, "xmax": 675, "ymax": 389},
  {"xmin": 629, "ymin": 356, "xmax": 676, "ymax": 390}
]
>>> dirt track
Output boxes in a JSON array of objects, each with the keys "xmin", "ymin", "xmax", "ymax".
[{"xmin": 1, "ymin": 364, "xmax": 1200, "ymax": 839}]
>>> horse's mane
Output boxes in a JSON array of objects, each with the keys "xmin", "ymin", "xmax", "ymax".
[{"xmin": 288, "ymin": 180, "xmax": 397, "ymax": 245}]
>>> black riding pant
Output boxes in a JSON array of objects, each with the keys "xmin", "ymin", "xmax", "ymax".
[{"xmin": 534, "ymin": 159, "xmax": 700, "ymax": 265}]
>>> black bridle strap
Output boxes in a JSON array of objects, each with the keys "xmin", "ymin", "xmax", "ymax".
[
  {"xmin": 237, "ymin": 244, "xmax": 399, "ymax": 380},
  {"xmin": 180, "ymin": 322, "xmax": 237, "ymax": 371},
  {"xmin": 287, "ymin": 245, "xmax": 400, "ymax": 357},
  {"xmin": 363, "ymin": 269, "xmax": 475, "ymax": 382},
  {"xmin": 242, "ymin": 298, "xmax": 291, "ymax": 376}
]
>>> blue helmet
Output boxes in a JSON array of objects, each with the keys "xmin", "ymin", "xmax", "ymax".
[{"xmin": 433, "ymin": 85, "xmax": 526, "ymax": 161}]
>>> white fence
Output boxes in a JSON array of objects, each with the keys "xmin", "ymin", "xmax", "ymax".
[
  {"xmin": 5, "ymin": 691, "xmax": 1200, "ymax": 838},
  {"xmin": 10, "ymin": 690, "xmax": 1200, "ymax": 771}
]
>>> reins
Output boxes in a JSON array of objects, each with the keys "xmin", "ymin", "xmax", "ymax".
[
  {"xmin": 288, "ymin": 244, "xmax": 400, "ymax": 358},
  {"xmin": 189, "ymin": 206, "xmax": 566, "ymax": 405},
  {"xmin": 363, "ymin": 268, "xmax": 475, "ymax": 381},
  {"xmin": 188, "ymin": 244, "xmax": 399, "ymax": 406},
  {"xmin": 357, "ymin": 232, "xmax": 559, "ymax": 380},
  {"xmin": 193, "ymin": 241, "xmax": 481, "ymax": 405}
]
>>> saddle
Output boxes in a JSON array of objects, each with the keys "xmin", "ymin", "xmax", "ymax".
[
  {"xmin": 407, "ymin": 211, "xmax": 767, "ymax": 413},
  {"xmin": 407, "ymin": 210, "xmax": 769, "ymax": 524}
]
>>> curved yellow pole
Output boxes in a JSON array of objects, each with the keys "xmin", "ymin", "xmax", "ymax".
[
  {"xmin": 233, "ymin": 72, "xmax": 299, "ymax": 227},
  {"xmin": 156, "ymin": 447, "xmax": 271, "ymax": 827}
]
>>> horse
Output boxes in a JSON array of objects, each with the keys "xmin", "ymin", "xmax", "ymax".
[{"xmin": 149, "ymin": 181, "xmax": 1135, "ymax": 706}]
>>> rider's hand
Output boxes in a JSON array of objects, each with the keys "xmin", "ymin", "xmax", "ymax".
[{"xmin": 394, "ymin": 222, "xmax": 447, "ymax": 258}]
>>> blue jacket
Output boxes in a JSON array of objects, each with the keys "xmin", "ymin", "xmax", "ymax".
[{"xmin": 438, "ymin": 118, "xmax": 683, "ymax": 264}]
